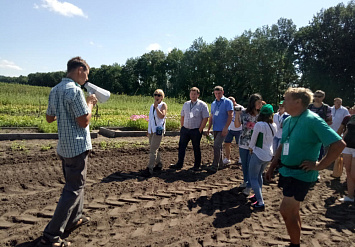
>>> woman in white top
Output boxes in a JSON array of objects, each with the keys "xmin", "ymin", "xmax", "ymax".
[
  {"xmin": 141, "ymin": 89, "xmax": 167, "ymax": 177},
  {"xmin": 273, "ymin": 101, "xmax": 289, "ymax": 154},
  {"xmin": 248, "ymin": 104, "xmax": 276, "ymax": 208}
]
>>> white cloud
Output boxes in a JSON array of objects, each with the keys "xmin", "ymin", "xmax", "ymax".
[
  {"xmin": 146, "ymin": 43, "xmax": 161, "ymax": 51},
  {"xmin": 89, "ymin": 41, "xmax": 103, "ymax": 48},
  {"xmin": 0, "ymin": 60, "xmax": 23, "ymax": 71},
  {"xmin": 35, "ymin": 0, "xmax": 88, "ymax": 18}
]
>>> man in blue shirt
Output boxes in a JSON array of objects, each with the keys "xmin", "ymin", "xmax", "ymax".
[
  {"xmin": 207, "ymin": 86, "xmax": 233, "ymax": 173},
  {"xmin": 38, "ymin": 57, "xmax": 97, "ymax": 247}
]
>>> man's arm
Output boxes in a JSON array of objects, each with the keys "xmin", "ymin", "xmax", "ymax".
[
  {"xmin": 76, "ymin": 95, "xmax": 97, "ymax": 128},
  {"xmin": 300, "ymin": 139, "xmax": 346, "ymax": 171},
  {"xmin": 222, "ymin": 110, "xmax": 233, "ymax": 136},
  {"xmin": 265, "ymin": 144, "xmax": 283, "ymax": 181},
  {"xmin": 180, "ymin": 116, "xmax": 184, "ymax": 128},
  {"xmin": 199, "ymin": 117, "xmax": 208, "ymax": 133},
  {"xmin": 207, "ymin": 115, "xmax": 213, "ymax": 134}
]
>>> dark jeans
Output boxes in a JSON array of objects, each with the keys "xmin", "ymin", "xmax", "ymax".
[
  {"xmin": 177, "ymin": 126, "xmax": 203, "ymax": 167},
  {"xmin": 43, "ymin": 150, "xmax": 89, "ymax": 242}
]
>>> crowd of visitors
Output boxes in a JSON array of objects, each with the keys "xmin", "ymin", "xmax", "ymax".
[{"xmin": 37, "ymin": 56, "xmax": 353, "ymax": 247}]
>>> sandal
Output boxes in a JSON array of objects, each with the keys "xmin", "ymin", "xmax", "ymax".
[
  {"xmin": 64, "ymin": 215, "xmax": 90, "ymax": 234},
  {"xmin": 37, "ymin": 237, "xmax": 71, "ymax": 247}
]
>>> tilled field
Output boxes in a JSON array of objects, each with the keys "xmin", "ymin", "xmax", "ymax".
[{"xmin": 0, "ymin": 136, "xmax": 354, "ymax": 247}]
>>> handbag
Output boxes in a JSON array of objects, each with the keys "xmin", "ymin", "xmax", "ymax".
[{"xmin": 332, "ymin": 155, "xmax": 343, "ymax": 178}]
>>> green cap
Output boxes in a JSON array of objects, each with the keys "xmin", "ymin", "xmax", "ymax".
[
  {"xmin": 260, "ymin": 104, "xmax": 274, "ymax": 116},
  {"xmin": 279, "ymin": 100, "xmax": 284, "ymax": 105}
]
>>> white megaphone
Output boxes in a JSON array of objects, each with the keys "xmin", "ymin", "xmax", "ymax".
[{"xmin": 84, "ymin": 82, "xmax": 111, "ymax": 103}]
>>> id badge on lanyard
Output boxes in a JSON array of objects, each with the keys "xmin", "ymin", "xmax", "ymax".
[
  {"xmin": 189, "ymin": 112, "xmax": 194, "ymax": 118},
  {"xmin": 283, "ymin": 138, "xmax": 290, "ymax": 155},
  {"xmin": 214, "ymin": 110, "xmax": 219, "ymax": 116}
]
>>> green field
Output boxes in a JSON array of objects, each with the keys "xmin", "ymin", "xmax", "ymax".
[{"xmin": 0, "ymin": 82, "xmax": 193, "ymax": 133}]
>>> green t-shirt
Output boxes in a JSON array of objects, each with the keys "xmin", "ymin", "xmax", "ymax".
[{"xmin": 279, "ymin": 109, "xmax": 342, "ymax": 182}]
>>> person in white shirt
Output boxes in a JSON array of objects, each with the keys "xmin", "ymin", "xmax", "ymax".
[
  {"xmin": 223, "ymin": 96, "xmax": 244, "ymax": 165},
  {"xmin": 273, "ymin": 101, "xmax": 289, "ymax": 154},
  {"xmin": 247, "ymin": 104, "xmax": 277, "ymax": 208},
  {"xmin": 330, "ymin": 97, "xmax": 349, "ymax": 132}
]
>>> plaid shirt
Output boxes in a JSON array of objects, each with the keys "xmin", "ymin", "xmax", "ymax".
[{"xmin": 47, "ymin": 78, "xmax": 92, "ymax": 158}]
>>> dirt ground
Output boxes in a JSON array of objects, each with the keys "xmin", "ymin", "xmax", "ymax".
[{"xmin": 0, "ymin": 136, "xmax": 354, "ymax": 247}]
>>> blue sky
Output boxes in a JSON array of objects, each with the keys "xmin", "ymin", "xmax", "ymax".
[{"xmin": 0, "ymin": 0, "xmax": 348, "ymax": 77}]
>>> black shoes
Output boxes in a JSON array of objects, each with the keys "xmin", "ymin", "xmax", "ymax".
[
  {"xmin": 153, "ymin": 163, "xmax": 163, "ymax": 172},
  {"xmin": 169, "ymin": 163, "xmax": 183, "ymax": 170},
  {"xmin": 188, "ymin": 166, "xmax": 200, "ymax": 172},
  {"xmin": 140, "ymin": 168, "xmax": 152, "ymax": 178}
]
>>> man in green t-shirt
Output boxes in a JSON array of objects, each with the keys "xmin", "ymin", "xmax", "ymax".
[{"xmin": 265, "ymin": 87, "xmax": 345, "ymax": 247}]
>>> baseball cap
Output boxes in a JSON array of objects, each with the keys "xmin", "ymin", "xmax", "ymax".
[{"xmin": 260, "ymin": 104, "xmax": 274, "ymax": 116}]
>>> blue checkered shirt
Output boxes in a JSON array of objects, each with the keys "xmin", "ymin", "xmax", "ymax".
[{"xmin": 46, "ymin": 78, "xmax": 92, "ymax": 158}]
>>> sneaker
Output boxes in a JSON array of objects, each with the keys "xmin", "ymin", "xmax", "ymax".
[
  {"xmin": 188, "ymin": 166, "xmax": 200, "ymax": 172},
  {"xmin": 169, "ymin": 163, "xmax": 183, "ymax": 170},
  {"xmin": 206, "ymin": 166, "xmax": 218, "ymax": 174},
  {"xmin": 252, "ymin": 201, "xmax": 265, "ymax": 209},
  {"xmin": 223, "ymin": 158, "xmax": 231, "ymax": 165},
  {"xmin": 140, "ymin": 168, "xmax": 152, "ymax": 178},
  {"xmin": 242, "ymin": 187, "xmax": 251, "ymax": 196},
  {"xmin": 239, "ymin": 182, "xmax": 247, "ymax": 188},
  {"xmin": 339, "ymin": 196, "xmax": 354, "ymax": 202},
  {"xmin": 153, "ymin": 163, "xmax": 163, "ymax": 172},
  {"xmin": 248, "ymin": 194, "xmax": 257, "ymax": 202},
  {"xmin": 238, "ymin": 157, "xmax": 242, "ymax": 164}
]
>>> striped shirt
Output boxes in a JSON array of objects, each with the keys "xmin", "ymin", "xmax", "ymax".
[{"xmin": 46, "ymin": 78, "xmax": 92, "ymax": 158}]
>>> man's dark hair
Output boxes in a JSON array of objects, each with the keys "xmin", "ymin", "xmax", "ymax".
[
  {"xmin": 190, "ymin": 87, "xmax": 200, "ymax": 94},
  {"xmin": 213, "ymin": 86, "xmax": 223, "ymax": 91},
  {"xmin": 246, "ymin": 93, "xmax": 262, "ymax": 114},
  {"xmin": 67, "ymin": 56, "xmax": 90, "ymax": 73}
]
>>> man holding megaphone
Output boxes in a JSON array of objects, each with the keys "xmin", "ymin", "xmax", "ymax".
[{"xmin": 38, "ymin": 57, "xmax": 97, "ymax": 247}]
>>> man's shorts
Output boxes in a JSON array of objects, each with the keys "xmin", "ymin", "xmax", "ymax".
[
  {"xmin": 278, "ymin": 174, "xmax": 313, "ymax": 202},
  {"xmin": 342, "ymin": 147, "xmax": 355, "ymax": 158},
  {"xmin": 224, "ymin": 130, "xmax": 241, "ymax": 144}
]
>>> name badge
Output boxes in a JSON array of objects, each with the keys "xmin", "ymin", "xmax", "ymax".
[
  {"xmin": 214, "ymin": 110, "xmax": 219, "ymax": 116},
  {"xmin": 283, "ymin": 142, "xmax": 289, "ymax": 155},
  {"xmin": 189, "ymin": 112, "xmax": 194, "ymax": 118}
]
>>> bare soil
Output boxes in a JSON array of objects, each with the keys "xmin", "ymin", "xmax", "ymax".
[{"xmin": 0, "ymin": 136, "xmax": 354, "ymax": 247}]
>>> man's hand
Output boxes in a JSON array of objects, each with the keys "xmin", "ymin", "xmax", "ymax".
[
  {"xmin": 221, "ymin": 127, "xmax": 228, "ymax": 137},
  {"xmin": 87, "ymin": 94, "xmax": 98, "ymax": 106},
  {"xmin": 300, "ymin": 160, "xmax": 318, "ymax": 171},
  {"xmin": 265, "ymin": 168, "xmax": 273, "ymax": 182}
]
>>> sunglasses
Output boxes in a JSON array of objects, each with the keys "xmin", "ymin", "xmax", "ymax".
[
  {"xmin": 314, "ymin": 95, "xmax": 323, "ymax": 98},
  {"xmin": 154, "ymin": 94, "xmax": 162, "ymax": 97}
]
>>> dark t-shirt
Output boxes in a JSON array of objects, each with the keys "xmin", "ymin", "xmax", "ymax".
[{"xmin": 342, "ymin": 115, "xmax": 355, "ymax": 148}]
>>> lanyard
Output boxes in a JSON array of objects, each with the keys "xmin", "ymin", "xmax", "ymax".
[
  {"xmin": 286, "ymin": 110, "xmax": 306, "ymax": 140},
  {"xmin": 190, "ymin": 101, "xmax": 197, "ymax": 111},
  {"xmin": 215, "ymin": 99, "xmax": 222, "ymax": 110}
]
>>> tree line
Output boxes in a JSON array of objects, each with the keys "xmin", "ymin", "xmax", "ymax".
[{"xmin": 1, "ymin": 1, "xmax": 354, "ymax": 107}]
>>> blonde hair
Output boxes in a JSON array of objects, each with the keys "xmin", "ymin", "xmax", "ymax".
[
  {"xmin": 284, "ymin": 87, "xmax": 313, "ymax": 108},
  {"xmin": 154, "ymin": 89, "xmax": 165, "ymax": 99}
]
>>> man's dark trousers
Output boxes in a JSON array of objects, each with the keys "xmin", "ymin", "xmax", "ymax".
[{"xmin": 177, "ymin": 126, "xmax": 202, "ymax": 168}]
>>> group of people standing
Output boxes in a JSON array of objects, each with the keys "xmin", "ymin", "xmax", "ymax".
[{"xmin": 39, "ymin": 56, "xmax": 354, "ymax": 247}]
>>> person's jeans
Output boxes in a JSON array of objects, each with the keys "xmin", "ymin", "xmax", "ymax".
[
  {"xmin": 177, "ymin": 126, "xmax": 203, "ymax": 167},
  {"xmin": 212, "ymin": 131, "xmax": 226, "ymax": 169},
  {"xmin": 148, "ymin": 133, "xmax": 163, "ymax": 172},
  {"xmin": 239, "ymin": 147, "xmax": 252, "ymax": 187},
  {"xmin": 249, "ymin": 153, "xmax": 269, "ymax": 204},
  {"xmin": 273, "ymin": 137, "xmax": 281, "ymax": 154},
  {"xmin": 43, "ymin": 150, "xmax": 89, "ymax": 242}
]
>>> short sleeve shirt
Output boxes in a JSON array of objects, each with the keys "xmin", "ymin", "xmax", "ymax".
[
  {"xmin": 47, "ymin": 78, "xmax": 92, "ymax": 158},
  {"xmin": 238, "ymin": 110, "xmax": 258, "ymax": 149},
  {"xmin": 279, "ymin": 110, "xmax": 342, "ymax": 182},
  {"xmin": 210, "ymin": 96, "xmax": 233, "ymax": 131},
  {"xmin": 181, "ymin": 99, "xmax": 209, "ymax": 129}
]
